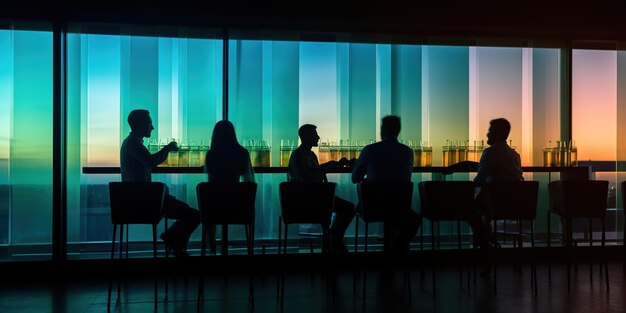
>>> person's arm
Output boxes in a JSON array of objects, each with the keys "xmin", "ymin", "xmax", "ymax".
[
  {"xmin": 351, "ymin": 147, "xmax": 368, "ymax": 183},
  {"xmin": 128, "ymin": 140, "xmax": 172, "ymax": 168}
]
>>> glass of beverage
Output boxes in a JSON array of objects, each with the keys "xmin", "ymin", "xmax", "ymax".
[
  {"xmin": 280, "ymin": 139, "xmax": 294, "ymax": 167},
  {"xmin": 442, "ymin": 140, "xmax": 450, "ymax": 167},
  {"xmin": 570, "ymin": 141, "xmax": 578, "ymax": 166},
  {"xmin": 412, "ymin": 141, "xmax": 422, "ymax": 167},
  {"xmin": 457, "ymin": 140, "xmax": 469, "ymax": 162},
  {"xmin": 423, "ymin": 142, "xmax": 433, "ymax": 167},
  {"xmin": 330, "ymin": 141, "xmax": 339, "ymax": 161},
  {"xmin": 259, "ymin": 139, "xmax": 271, "ymax": 167},
  {"xmin": 189, "ymin": 141, "xmax": 200, "ymax": 167},
  {"xmin": 158, "ymin": 138, "xmax": 169, "ymax": 167},
  {"xmin": 318, "ymin": 140, "xmax": 330, "ymax": 164},
  {"xmin": 166, "ymin": 138, "xmax": 179, "ymax": 167}
]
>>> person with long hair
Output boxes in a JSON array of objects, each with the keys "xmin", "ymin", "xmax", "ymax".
[
  {"xmin": 205, "ymin": 120, "xmax": 254, "ymax": 183},
  {"xmin": 203, "ymin": 120, "xmax": 255, "ymax": 254}
]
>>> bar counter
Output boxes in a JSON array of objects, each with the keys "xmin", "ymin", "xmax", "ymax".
[{"xmin": 83, "ymin": 165, "xmax": 589, "ymax": 176}]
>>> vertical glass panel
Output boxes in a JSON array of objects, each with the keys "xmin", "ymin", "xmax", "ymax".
[
  {"xmin": 424, "ymin": 45, "xmax": 469, "ymax": 166},
  {"xmin": 67, "ymin": 26, "xmax": 222, "ymax": 258},
  {"xmin": 472, "ymin": 47, "xmax": 528, "ymax": 163},
  {"xmin": 573, "ymin": 49, "xmax": 617, "ymax": 162},
  {"xmin": 0, "ymin": 28, "xmax": 53, "ymax": 260},
  {"xmin": 573, "ymin": 49, "xmax": 617, "ymax": 236}
]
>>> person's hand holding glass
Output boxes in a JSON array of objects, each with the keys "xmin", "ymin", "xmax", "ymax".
[{"xmin": 165, "ymin": 140, "xmax": 179, "ymax": 152}]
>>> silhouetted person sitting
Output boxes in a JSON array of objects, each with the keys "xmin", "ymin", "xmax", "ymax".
[
  {"xmin": 288, "ymin": 124, "xmax": 356, "ymax": 253},
  {"xmin": 351, "ymin": 115, "xmax": 420, "ymax": 255},
  {"xmin": 205, "ymin": 120, "xmax": 255, "ymax": 183},
  {"xmin": 120, "ymin": 109, "xmax": 200, "ymax": 258},
  {"xmin": 204, "ymin": 120, "xmax": 255, "ymax": 253},
  {"xmin": 471, "ymin": 118, "xmax": 523, "ymax": 273}
]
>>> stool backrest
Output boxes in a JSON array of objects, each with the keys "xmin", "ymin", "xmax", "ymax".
[
  {"xmin": 108, "ymin": 182, "xmax": 166, "ymax": 225},
  {"xmin": 358, "ymin": 181, "xmax": 414, "ymax": 222},
  {"xmin": 548, "ymin": 180, "xmax": 608, "ymax": 218},
  {"xmin": 196, "ymin": 182, "xmax": 258, "ymax": 225},
  {"xmin": 279, "ymin": 182, "xmax": 336, "ymax": 225},
  {"xmin": 482, "ymin": 181, "xmax": 539, "ymax": 220},
  {"xmin": 418, "ymin": 181, "xmax": 475, "ymax": 221}
]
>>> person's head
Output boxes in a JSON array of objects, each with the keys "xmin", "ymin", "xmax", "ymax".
[
  {"xmin": 211, "ymin": 120, "xmax": 239, "ymax": 150},
  {"xmin": 381, "ymin": 115, "xmax": 401, "ymax": 140},
  {"xmin": 127, "ymin": 109, "xmax": 153, "ymax": 138},
  {"xmin": 487, "ymin": 118, "xmax": 511, "ymax": 145},
  {"xmin": 298, "ymin": 124, "xmax": 320, "ymax": 148}
]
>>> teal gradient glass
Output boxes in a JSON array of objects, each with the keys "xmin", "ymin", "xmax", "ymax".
[
  {"xmin": 0, "ymin": 29, "xmax": 53, "ymax": 259},
  {"xmin": 66, "ymin": 29, "xmax": 222, "ymax": 257}
]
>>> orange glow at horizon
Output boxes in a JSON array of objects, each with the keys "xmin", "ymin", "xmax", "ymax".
[{"xmin": 572, "ymin": 49, "xmax": 617, "ymax": 161}]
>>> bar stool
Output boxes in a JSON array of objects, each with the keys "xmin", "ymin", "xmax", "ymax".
[
  {"xmin": 195, "ymin": 182, "xmax": 258, "ymax": 301},
  {"xmin": 418, "ymin": 180, "xmax": 475, "ymax": 296},
  {"xmin": 547, "ymin": 180, "xmax": 609, "ymax": 292},
  {"xmin": 355, "ymin": 181, "xmax": 414, "ymax": 298},
  {"xmin": 107, "ymin": 181, "xmax": 166, "ymax": 310},
  {"xmin": 277, "ymin": 182, "xmax": 336, "ymax": 306},
  {"xmin": 481, "ymin": 180, "xmax": 539, "ymax": 295}
]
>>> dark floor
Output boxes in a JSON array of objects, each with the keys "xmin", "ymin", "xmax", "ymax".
[{"xmin": 1, "ymin": 250, "xmax": 625, "ymax": 313}]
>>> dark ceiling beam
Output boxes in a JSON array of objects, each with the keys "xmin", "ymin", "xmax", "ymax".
[{"xmin": 2, "ymin": 2, "xmax": 626, "ymax": 41}]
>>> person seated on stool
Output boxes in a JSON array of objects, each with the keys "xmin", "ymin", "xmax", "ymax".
[
  {"xmin": 288, "ymin": 124, "xmax": 356, "ymax": 254},
  {"xmin": 120, "ymin": 109, "xmax": 200, "ymax": 258},
  {"xmin": 469, "ymin": 118, "xmax": 524, "ymax": 274},
  {"xmin": 204, "ymin": 120, "xmax": 255, "ymax": 253},
  {"xmin": 351, "ymin": 115, "xmax": 420, "ymax": 256}
]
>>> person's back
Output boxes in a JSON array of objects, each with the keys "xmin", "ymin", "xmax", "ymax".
[
  {"xmin": 352, "ymin": 139, "xmax": 413, "ymax": 183},
  {"xmin": 120, "ymin": 133, "xmax": 154, "ymax": 182},
  {"xmin": 206, "ymin": 145, "xmax": 254, "ymax": 183},
  {"xmin": 474, "ymin": 118, "xmax": 523, "ymax": 185},
  {"xmin": 475, "ymin": 141, "xmax": 522, "ymax": 184},
  {"xmin": 351, "ymin": 115, "xmax": 418, "ymax": 255},
  {"xmin": 205, "ymin": 120, "xmax": 255, "ymax": 183}
]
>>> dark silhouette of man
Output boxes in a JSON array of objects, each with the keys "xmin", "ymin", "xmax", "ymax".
[
  {"xmin": 474, "ymin": 118, "xmax": 523, "ymax": 185},
  {"xmin": 120, "ymin": 109, "xmax": 200, "ymax": 257},
  {"xmin": 288, "ymin": 124, "xmax": 356, "ymax": 253},
  {"xmin": 469, "ymin": 118, "xmax": 523, "ymax": 274},
  {"xmin": 351, "ymin": 115, "xmax": 420, "ymax": 254}
]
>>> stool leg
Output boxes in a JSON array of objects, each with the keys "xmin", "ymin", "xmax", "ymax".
[
  {"xmin": 602, "ymin": 217, "xmax": 609, "ymax": 294},
  {"xmin": 152, "ymin": 225, "xmax": 158, "ymax": 307},
  {"xmin": 118, "ymin": 224, "xmax": 124, "ymax": 298},
  {"xmin": 363, "ymin": 223, "xmax": 369, "ymax": 299},
  {"xmin": 431, "ymin": 221, "xmax": 436, "ymax": 297},
  {"xmin": 547, "ymin": 211, "xmax": 552, "ymax": 285},
  {"xmin": 107, "ymin": 224, "xmax": 118, "ymax": 310},
  {"xmin": 457, "ymin": 221, "xmax": 462, "ymax": 288},
  {"xmin": 198, "ymin": 225, "xmax": 207, "ymax": 302},
  {"xmin": 354, "ymin": 215, "xmax": 359, "ymax": 253},
  {"xmin": 589, "ymin": 218, "xmax": 593, "ymax": 286}
]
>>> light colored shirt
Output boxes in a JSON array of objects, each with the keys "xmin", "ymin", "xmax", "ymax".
[
  {"xmin": 288, "ymin": 146, "xmax": 327, "ymax": 183},
  {"xmin": 474, "ymin": 141, "xmax": 523, "ymax": 185},
  {"xmin": 205, "ymin": 146, "xmax": 255, "ymax": 183},
  {"xmin": 351, "ymin": 138, "xmax": 413, "ymax": 183},
  {"xmin": 120, "ymin": 133, "xmax": 169, "ymax": 182}
]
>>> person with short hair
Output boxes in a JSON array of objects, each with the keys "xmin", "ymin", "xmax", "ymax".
[
  {"xmin": 288, "ymin": 124, "xmax": 356, "ymax": 253},
  {"xmin": 120, "ymin": 109, "xmax": 200, "ymax": 257},
  {"xmin": 352, "ymin": 115, "xmax": 420, "ymax": 255}
]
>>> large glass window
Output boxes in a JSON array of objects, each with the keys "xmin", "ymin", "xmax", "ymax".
[
  {"xmin": 0, "ymin": 26, "xmax": 53, "ymax": 260},
  {"xmin": 228, "ymin": 35, "xmax": 562, "ymax": 242},
  {"xmin": 67, "ymin": 25, "xmax": 222, "ymax": 258}
]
